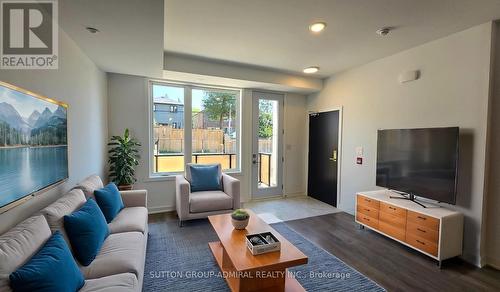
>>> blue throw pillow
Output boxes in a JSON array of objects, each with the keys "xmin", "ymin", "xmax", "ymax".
[
  {"xmin": 64, "ymin": 199, "xmax": 109, "ymax": 266},
  {"xmin": 94, "ymin": 183, "xmax": 124, "ymax": 223},
  {"xmin": 9, "ymin": 231, "xmax": 84, "ymax": 292},
  {"xmin": 190, "ymin": 164, "xmax": 221, "ymax": 192}
]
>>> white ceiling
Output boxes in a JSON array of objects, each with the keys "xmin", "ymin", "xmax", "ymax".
[
  {"xmin": 60, "ymin": 0, "xmax": 164, "ymax": 78},
  {"xmin": 165, "ymin": 0, "xmax": 500, "ymax": 78}
]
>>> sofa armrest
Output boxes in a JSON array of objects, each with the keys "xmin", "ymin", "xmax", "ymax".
[
  {"xmin": 175, "ymin": 175, "xmax": 191, "ymax": 220},
  {"xmin": 222, "ymin": 173, "xmax": 240, "ymax": 209},
  {"xmin": 120, "ymin": 189, "xmax": 147, "ymax": 208}
]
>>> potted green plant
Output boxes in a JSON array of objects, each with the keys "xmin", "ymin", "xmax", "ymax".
[
  {"xmin": 231, "ymin": 209, "xmax": 250, "ymax": 230},
  {"xmin": 108, "ymin": 128, "xmax": 141, "ymax": 190}
]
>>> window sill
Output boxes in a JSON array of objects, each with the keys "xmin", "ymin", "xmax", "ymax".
[
  {"xmin": 145, "ymin": 170, "xmax": 242, "ymax": 182},
  {"xmin": 145, "ymin": 174, "xmax": 178, "ymax": 182}
]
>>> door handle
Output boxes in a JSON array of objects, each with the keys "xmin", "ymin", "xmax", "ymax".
[
  {"xmin": 329, "ymin": 150, "xmax": 337, "ymax": 162},
  {"xmin": 252, "ymin": 154, "xmax": 260, "ymax": 165}
]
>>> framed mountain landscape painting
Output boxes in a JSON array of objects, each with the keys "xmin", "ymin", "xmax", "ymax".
[{"xmin": 0, "ymin": 81, "xmax": 68, "ymax": 211}]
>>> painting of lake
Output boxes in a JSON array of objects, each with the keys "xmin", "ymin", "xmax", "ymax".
[{"xmin": 0, "ymin": 81, "xmax": 68, "ymax": 209}]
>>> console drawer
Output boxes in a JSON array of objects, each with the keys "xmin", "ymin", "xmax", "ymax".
[
  {"xmin": 357, "ymin": 205, "xmax": 379, "ymax": 219},
  {"xmin": 407, "ymin": 211, "xmax": 439, "ymax": 231},
  {"xmin": 379, "ymin": 221, "xmax": 406, "ymax": 242},
  {"xmin": 379, "ymin": 210, "xmax": 406, "ymax": 229},
  {"xmin": 406, "ymin": 233, "xmax": 438, "ymax": 256},
  {"xmin": 357, "ymin": 195, "xmax": 380, "ymax": 209},
  {"xmin": 407, "ymin": 222, "xmax": 439, "ymax": 243},
  {"xmin": 380, "ymin": 202, "xmax": 406, "ymax": 218},
  {"xmin": 356, "ymin": 213, "xmax": 378, "ymax": 229}
]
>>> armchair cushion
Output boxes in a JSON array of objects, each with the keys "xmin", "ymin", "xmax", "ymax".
[
  {"xmin": 189, "ymin": 164, "xmax": 222, "ymax": 192},
  {"xmin": 189, "ymin": 191, "xmax": 233, "ymax": 213},
  {"xmin": 185, "ymin": 163, "xmax": 221, "ymax": 183}
]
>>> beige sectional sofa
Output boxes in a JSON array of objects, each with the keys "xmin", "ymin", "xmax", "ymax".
[{"xmin": 0, "ymin": 175, "xmax": 148, "ymax": 292}]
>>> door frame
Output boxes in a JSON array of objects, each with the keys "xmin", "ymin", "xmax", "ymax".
[
  {"xmin": 306, "ymin": 106, "xmax": 343, "ymax": 208},
  {"xmin": 251, "ymin": 90, "xmax": 284, "ymax": 199}
]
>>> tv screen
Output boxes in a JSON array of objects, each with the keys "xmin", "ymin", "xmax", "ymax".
[
  {"xmin": 376, "ymin": 127, "xmax": 459, "ymax": 204},
  {"xmin": 0, "ymin": 81, "xmax": 68, "ymax": 211}
]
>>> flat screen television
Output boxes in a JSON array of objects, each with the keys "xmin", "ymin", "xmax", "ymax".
[
  {"xmin": 0, "ymin": 81, "xmax": 68, "ymax": 212},
  {"xmin": 376, "ymin": 127, "xmax": 459, "ymax": 205}
]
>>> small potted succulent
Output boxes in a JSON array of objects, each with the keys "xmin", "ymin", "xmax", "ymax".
[{"xmin": 231, "ymin": 209, "xmax": 250, "ymax": 230}]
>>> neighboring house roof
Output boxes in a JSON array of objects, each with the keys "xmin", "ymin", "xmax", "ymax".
[{"xmin": 153, "ymin": 94, "xmax": 183, "ymax": 105}]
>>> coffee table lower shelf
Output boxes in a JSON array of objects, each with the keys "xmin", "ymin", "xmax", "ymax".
[{"xmin": 209, "ymin": 241, "xmax": 304, "ymax": 292}]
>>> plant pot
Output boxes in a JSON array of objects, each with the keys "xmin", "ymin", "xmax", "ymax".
[
  {"xmin": 118, "ymin": 184, "xmax": 133, "ymax": 191},
  {"xmin": 231, "ymin": 217, "xmax": 249, "ymax": 230}
]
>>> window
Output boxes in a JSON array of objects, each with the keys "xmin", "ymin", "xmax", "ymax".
[
  {"xmin": 151, "ymin": 83, "xmax": 185, "ymax": 173},
  {"xmin": 150, "ymin": 81, "xmax": 240, "ymax": 175},
  {"xmin": 192, "ymin": 88, "xmax": 238, "ymax": 170}
]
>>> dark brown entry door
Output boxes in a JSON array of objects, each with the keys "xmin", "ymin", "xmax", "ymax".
[{"xmin": 308, "ymin": 110, "xmax": 339, "ymax": 207}]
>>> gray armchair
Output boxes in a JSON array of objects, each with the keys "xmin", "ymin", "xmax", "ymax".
[{"xmin": 175, "ymin": 164, "xmax": 240, "ymax": 226}]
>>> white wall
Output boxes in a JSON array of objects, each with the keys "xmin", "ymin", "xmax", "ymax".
[
  {"xmin": 107, "ymin": 73, "xmax": 307, "ymax": 212},
  {"xmin": 164, "ymin": 53, "xmax": 323, "ymax": 93},
  {"xmin": 485, "ymin": 22, "xmax": 500, "ymax": 269},
  {"xmin": 284, "ymin": 93, "xmax": 307, "ymax": 195},
  {"xmin": 307, "ymin": 22, "xmax": 494, "ymax": 266},
  {"xmin": 0, "ymin": 30, "xmax": 108, "ymax": 234}
]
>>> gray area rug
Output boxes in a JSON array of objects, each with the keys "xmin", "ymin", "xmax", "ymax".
[{"xmin": 143, "ymin": 218, "xmax": 385, "ymax": 291}]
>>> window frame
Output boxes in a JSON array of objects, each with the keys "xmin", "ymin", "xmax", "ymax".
[{"xmin": 148, "ymin": 80, "xmax": 241, "ymax": 178}]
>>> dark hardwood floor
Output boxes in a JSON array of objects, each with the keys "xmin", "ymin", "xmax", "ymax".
[
  {"xmin": 149, "ymin": 212, "xmax": 500, "ymax": 292},
  {"xmin": 285, "ymin": 212, "xmax": 500, "ymax": 292}
]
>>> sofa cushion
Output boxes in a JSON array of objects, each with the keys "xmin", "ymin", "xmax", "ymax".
[
  {"xmin": 76, "ymin": 175, "xmax": 104, "ymax": 199},
  {"xmin": 0, "ymin": 216, "xmax": 51, "ymax": 291},
  {"xmin": 94, "ymin": 183, "xmax": 124, "ymax": 223},
  {"xmin": 189, "ymin": 164, "xmax": 222, "ymax": 192},
  {"xmin": 64, "ymin": 199, "xmax": 109, "ymax": 266},
  {"xmin": 108, "ymin": 207, "xmax": 148, "ymax": 234},
  {"xmin": 185, "ymin": 163, "xmax": 221, "ymax": 183},
  {"xmin": 80, "ymin": 232, "xmax": 144, "ymax": 280},
  {"xmin": 189, "ymin": 191, "xmax": 233, "ymax": 213},
  {"xmin": 80, "ymin": 273, "xmax": 138, "ymax": 292},
  {"xmin": 39, "ymin": 189, "xmax": 86, "ymax": 246},
  {"xmin": 9, "ymin": 232, "xmax": 85, "ymax": 292}
]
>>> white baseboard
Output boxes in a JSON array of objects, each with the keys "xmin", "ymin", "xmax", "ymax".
[
  {"xmin": 484, "ymin": 256, "xmax": 500, "ymax": 270},
  {"xmin": 284, "ymin": 192, "xmax": 307, "ymax": 198},
  {"xmin": 148, "ymin": 205, "xmax": 174, "ymax": 214}
]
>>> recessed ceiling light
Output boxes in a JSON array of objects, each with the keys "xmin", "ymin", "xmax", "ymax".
[
  {"xmin": 85, "ymin": 27, "xmax": 100, "ymax": 34},
  {"xmin": 376, "ymin": 27, "xmax": 391, "ymax": 36},
  {"xmin": 303, "ymin": 66, "xmax": 319, "ymax": 74},
  {"xmin": 309, "ymin": 22, "xmax": 326, "ymax": 33}
]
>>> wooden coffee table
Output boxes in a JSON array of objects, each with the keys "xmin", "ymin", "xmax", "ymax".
[{"xmin": 208, "ymin": 210, "xmax": 308, "ymax": 292}]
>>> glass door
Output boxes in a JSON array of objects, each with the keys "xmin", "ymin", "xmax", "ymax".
[{"xmin": 251, "ymin": 91, "xmax": 284, "ymax": 199}]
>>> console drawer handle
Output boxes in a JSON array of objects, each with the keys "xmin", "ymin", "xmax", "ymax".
[
  {"xmin": 416, "ymin": 239, "xmax": 426, "ymax": 245},
  {"xmin": 364, "ymin": 217, "xmax": 370, "ymax": 221},
  {"xmin": 417, "ymin": 228, "xmax": 426, "ymax": 233},
  {"xmin": 364, "ymin": 208, "xmax": 370, "ymax": 212},
  {"xmin": 389, "ymin": 207, "xmax": 396, "ymax": 210},
  {"xmin": 417, "ymin": 216, "xmax": 427, "ymax": 220}
]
